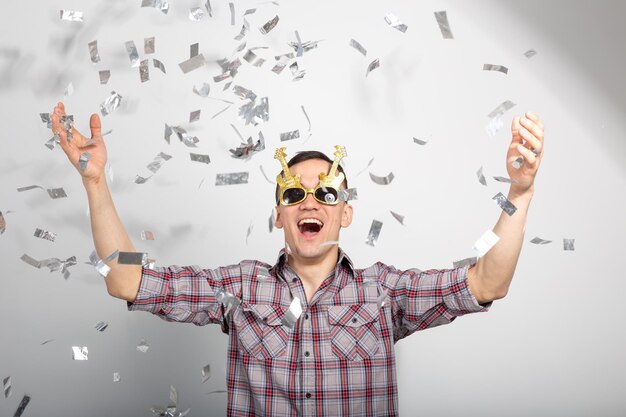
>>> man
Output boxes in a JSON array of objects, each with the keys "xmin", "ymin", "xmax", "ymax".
[{"xmin": 51, "ymin": 102, "xmax": 544, "ymax": 416}]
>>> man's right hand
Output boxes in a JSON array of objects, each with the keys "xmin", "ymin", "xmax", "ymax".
[{"xmin": 51, "ymin": 102, "xmax": 108, "ymax": 185}]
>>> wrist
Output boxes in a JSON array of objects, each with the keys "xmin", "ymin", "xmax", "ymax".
[{"xmin": 508, "ymin": 184, "xmax": 534, "ymax": 203}]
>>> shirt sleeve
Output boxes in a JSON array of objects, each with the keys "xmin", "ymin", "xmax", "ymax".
[
  {"xmin": 376, "ymin": 261, "xmax": 490, "ymax": 342},
  {"xmin": 127, "ymin": 263, "xmax": 241, "ymax": 328}
]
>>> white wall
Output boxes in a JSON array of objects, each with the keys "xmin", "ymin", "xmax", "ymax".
[{"xmin": 1, "ymin": 1, "xmax": 624, "ymax": 416}]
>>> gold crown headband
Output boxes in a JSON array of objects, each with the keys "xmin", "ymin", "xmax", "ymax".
[{"xmin": 275, "ymin": 145, "xmax": 347, "ymax": 191}]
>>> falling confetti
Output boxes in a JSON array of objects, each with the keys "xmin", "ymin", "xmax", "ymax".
[
  {"xmin": 215, "ymin": 172, "xmax": 249, "ymax": 185},
  {"xmin": 72, "ymin": 346, "xmax": 89, "ymax": 360},
  {"xmin": 390, "ymin": 210, "xmax": 405, "ymax": 225},
  {"xmin": 60, "ymin": 10, "xmax": 83, "ymax": 22},
  {"xmin": 280, "ymin": 130, "xmax": 300, "ymax": 142},
  {"xmin": 190, "ymin": 153, "xmax": 211, "ymax": 164},
  {"xmin": 141, "ymin": 231, "xmax": 155, "ymax": 240},
  {"xmin": 259, "ymin": 15, "xmax": 279, "ymax": 34},
  {"xmin": 492, "ymin": 192, "xmax": 517, "ymax": 216},
  {"xmin": 100, "ymin": 91, "xmax": 123, "ymax": 116},
  {"xmin": 202, "ymin": 365, "xmax": 211, "ymax": 383},
  {"xmin": 179, "ymin": 54, "xmax": 206, "ymax": 74},
  {"xmin": 365, "ymin": 220, "xmax": 383, "ymax": 246},
  {"xmin": 563, "ymin": 238, "xmax": 575, "ymax": 251},
  {"xmin": 384, "ymin": 13, "xmax": 408, "ymax": 33},
  {"xmin": 524, "ymin": 49, "xmax": 537, "ymax": 59},
  {"xmin": 453, "ymin": 257, "xmax": 477, "ymax": 268},
  {"xmin": 94, "ymin": 321, "xmax": 109, "ymax": 332},
  {"xmin": 483, "ymin": 64, "xmax": 509, "ymax": 74},
  {"xmin": 118, "ymin": 252, "xmax": 148, "ymax": 265},
  {"xmin": 144, "ymin": 37, "xmax": 155, "ymax": 54},
  {"xmin": 369, "ymin": 171, "xmax": 394, "ymax": 185},
  {"xmin": 141, "ymin": 0, "xmax": 169, "ymax": 14},
  {"xmin": 281, "ymin": 297, "xmax": 302, "ymax": 328},
  {"xmin": 33, "ymin": 228, "xmax": 57, "ymax": 242},
  {"xmin": 434, "ymin": 11, "xmax": 454, "ymax": 39},
  {"xmin": 13, "ymin": 395, "xmax": 31, "ymax": 417},
  {"xmin": 473, "ymin": 229, "xmax": 500, "ymax": 257},
  {"xmin": 477, "ymin": 166, "xmax": 487, "ymax": 186},
  {"xmin": 366, "ymin": 58, "xmax": 380, "ymax": 77},
  {"xmin": 3, "ymin": 376, "xmax": 11, "ymax": 398},
  {"xmin": 530, "ymin": 237, "xmax": 552, "ymax": 244},
  {"xmin": 349, "ymin": 39, "xmax": 367, "ymax": 56},
  {"xmin": 137, "ymin": 339, "xmax": 150, "ymax": 353}
]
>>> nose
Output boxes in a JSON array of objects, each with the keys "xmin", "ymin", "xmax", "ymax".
[{"xmin": 299, "ymin": 191, "xmax": 319, "ymax": 209}]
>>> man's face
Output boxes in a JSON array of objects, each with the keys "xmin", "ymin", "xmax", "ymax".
[{"xmin": 275, "ymin": 158, "xmax": 353, "ymax": 264}]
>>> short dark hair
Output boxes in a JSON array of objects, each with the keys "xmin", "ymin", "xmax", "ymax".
[{"xmin": 274, "ymin": 150, "xmax": 349, "ymax": 205}]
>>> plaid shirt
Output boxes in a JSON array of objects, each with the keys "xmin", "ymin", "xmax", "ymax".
[{"xmin": 130, "ymin": 248, "xmax": 489, "ymax": 416}]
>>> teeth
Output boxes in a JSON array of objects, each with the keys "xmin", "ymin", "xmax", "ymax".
[{"xmin": 298, "ymin": 218, "xmax": 323, "ymax": 226}]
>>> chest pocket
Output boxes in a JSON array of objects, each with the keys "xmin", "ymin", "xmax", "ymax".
[
  {"xmin": 233, "ymin": 303, "xmax": 290, "ymax": 360},
  {"xmin": 328, "ymin": 303, "xmax": 380, "ymax": 361}
]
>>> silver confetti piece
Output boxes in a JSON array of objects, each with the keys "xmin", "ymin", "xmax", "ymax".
[
  {"xmin": 179, "ymin": 54, "xmax": 206, "ymax": 74},
  {"xmin": 511, "ymin": 156, "xmax": 524, "ymax": 169},
  {"xmin": 189, "ymin": 110, "xmax": 201, "ymax": 123},
  {"xmin": 349, "ymin": 39, "xmax": 367, "ymax": 56},
  {"xmin": 384, "ymin": 13, "xmax": 408, "ymax": 33},
  {"xmin": 113, "ymin": 372, "xmax": 121, "ymax": 382},
  {"xmin": 146, "ymin": 151, "xmax": 172, "ymax": 173},
  {"xmin": 524, "ymin": 49, "xmax": 537, "ymax": 59},
  {"xmin": 281, "ymin": 297, "xmax": 302, "ymax": 329},
  {"xmin": 238, "ymin": 97, "xmax": 269, "ymax": 125},
  {"xmin": 13, "ymin": 395, "xmax": 31, "ymax": 417},
  {"xmin": 229, "ymin": 2, "xmax": 235, "ymax": 25},
  {"xmin": 260, "ymin": 165, "xmax": 274, "ymax": 184},
  {"xmin": 214, "ymin": 72, "xmax": 232, "ymax": 83},
  {"xmin": 234, "ymin": 19, "xmax": 250, "ymax": 41},
  {"xmin": 483, "ymin": 64, "xmax": 509, "ymax": 74},
  {"xmin": 60, "ymin": 10, "xmax": 84, "ymax": 22},
  {"xmin": 369, "ymin": 171, "xmax": 394, "ymax": 185},
  {"xmin": 473, "ymin": 229, "xmax": 500, "ymax": 257},
  {"xmin": 530, "ymin": 237, "xmax": 552, "ymax": 245},
  {"xmin": 72, "ymin": 346, "xmax": 89, "ymax": 360},
  {"xmin": 40, "ymin": 112, "xmax": 52, "ymax": 128},
  {"xmin": 34, "ymin": 228, "xmax": 56, "ymax": 242},
  {"xmin": 41, "ymin": 339, "xmax": 55, "ymax": 345},
  {"xmin": 492, "ymin": 192, "xmax": 517, "ymax": 216},
  {"xmin": 230, "ymin": 135, "xmax": 265, "ymax": 159},
  {"xmin": 125, "ymin": 41, "xmax": 140, "ymax": 68},
  {"xmin": 205, "ymin": 0, "xmax": 212, "ymax": 16},
  {"xmin": 493, "ymin": 176, "xmax": 516, "ymax": 184},
  {"xmin": 243, "ymin": 49, "xmax": 257, "ymax": 63},
  {"xmin": 145, "ymin": 37, "xmax": 155, "ymax": 54},
  {"xmin": 413, "ymin": 137, "xmax": 428, "ymax": 145},
  {"xmin": 260, "ymin": 15, "xmax": 279, "ymax": 34},
  {"xmin": 153, "ymin": 59, "xmax": 166, "ymax": 74},
  {"xmin": 47, "ymin": 187, "xmax": 67, "ymax": 199},
  {"xmin": 215, "ymin": 287, "xmax": 240, "ymax": 316},
  {"xmin": 434, "ymin": 11, "xmax": 454, "ymax": 39},
  {"xmin": 269, "ymin": 210, "xmax": 275, "ymax": 233},
  {"xmin": 390, "ymin": 210, "xmax": 405, "ymax": 225},
  {"xmin": 0, "ymin": 211, "xmax": 6, "ymax": 234},
  {"xmin": 88, "ymin": 40, "xmax": 100, "ymax": 63},
  {"xmin": 246, "ymin": 222, "xmax": 253, "ymax": 245},
  {"xmin": 366, "ymin": 58, "xmax": 380, "ymax": 77},
  {"xmin": 17, "ymin": 184, "xmax": 43, "ymax": 193},
  {"xmin": 301, "ymin": 105, "xmax": 312, "ymax": 133},
  {"xmin": 233, "ymin": 85, "xmax": 257, "ymax": 101},
  {"xmin": 141, "ymin": 0, "xmax": 169, "ymax": 15},
  {"xmin": 272, "ymin": 58, "xmax": 288, "ymax": 75},
  {"xmin": 215, "ymin": 172, "xmax": 248, "ymax": 186},
  {"xmin": 64, "ymin": 82, "xmax": 74, "ymax": 97},
  {"xmin": 45, "ymin": 133, "xmax": 60, "ymax": 150},
  {"xmin": 338, "ymin": 188, "xmax": 358, "ymax": 202},
  {"xmin": 488, "ymin": 100, "xmax": 516, "ymax": 119},
  {"xmin": 189, "ymin": 7, "xmax": 204, "ymax": 21},
  {"xmin": 319, "ymin": 240, "xmax": 339, "ymax": 247},
  {"xmin": 202, "ymin": 364, "xmax": 211, "ymax": 383},
  {"xmin": 87, "ymin": 249, "xmax": 116, "ymax": 277},
  {"xmin": 193, "ymin": 82, "xmax": 210, "ymax": 97},
  {"xmin": 453, "ymin": 256, "xmax": 477, "ymax": 268},
  {"xmin": 563, "ymin": 238, "xmax": 575, "ymax": 251},
  {"xmin": 477, "ymin": 166, "xmax": 487, "ymax": 186},
  {"xmin": 3, "ymin": 376, "xmax": 11, "ymax": 398},
  {"xmin": 190, "ymin": 153, "xmax": 211, "ymax": 164},
  {"xmin": 135, "ymin": 175, "xmax": 152, "ymax": 184},
  {"xmin": 118, "ymin": 251, "xmax": 148, "ymax": 265},
  {"xmin": 285, "ymin": 242, "xmax": 292, "ymax": 255},
  {"xmin": 280, "ymin": 130, "xmax": 300, "ymax": 142},
  {"xmin": 78, "ymin": 152, "xmax": 91, "ymax": 172},
  {"xmin": 20, "ymin": 254, "xmax": 41, "ymax": 268},
  {"xmin": 190, "ymin": 42, "xmax": 199, "ymax": 58},
  {"xmin": 100, "ymin": 91, "xmax": 122, "ymax": 116},
  {"xmin": 211, "ymin": 105, "xmax": 231, "ymax": 119},
  {"xmin": 94, "ymin": 321, "xmax": 109, "ymax": 332},
  {"xmin": 137, "ymin": 339, "xmax": 150, "ymax": 353},
  {"xmin": 485, "ymin": 114, "xmax": 504, "ymax": 137},
  {"xmin": 365, "ymin": 220, "xmax": 383, "ymax": 246},
  {"xmin": 289, "ymin": 62, "xmax": 306, "ymax": 81},
  {"xmin": 99, "ymin": 70, "xmax": 111, "ymax": 84},
  {"xmin": 141, "ymin": 231, "xmax": 155, "ymax": 240}
]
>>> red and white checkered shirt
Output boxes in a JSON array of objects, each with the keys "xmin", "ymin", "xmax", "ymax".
[{"xmin": 129, "ymin": 248, "xmax": 489, "ymax": 416}]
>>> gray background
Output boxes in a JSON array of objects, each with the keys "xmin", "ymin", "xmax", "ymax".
[{"xmin": 1, "ymin": 0, "xmax": 625, "ymax": 416}]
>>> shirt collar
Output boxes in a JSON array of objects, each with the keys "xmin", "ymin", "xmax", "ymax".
[{"xmin": 275, "ymin": 246, "xmax": 355, "ymax": 281}]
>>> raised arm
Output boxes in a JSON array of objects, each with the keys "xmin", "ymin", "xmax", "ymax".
[
  {"xmin": 51, "ymin": 102, "xmax": 141, "ymax": 302},
  {"xmin": 467, "ymin": 111, "xmax": 545, "ymax": 304}
]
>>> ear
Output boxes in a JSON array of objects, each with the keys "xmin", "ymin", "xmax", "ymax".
[
  {"xmin": 340, "ymin": 203, "xmax": 353, "ymax": 228},
  {"xmin": 274, "ymin": 206, "xmax": 284, "ymax": 229}
]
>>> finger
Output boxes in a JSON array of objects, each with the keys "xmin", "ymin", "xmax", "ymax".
[
  {"xmin": 519, "ymin": 116, "xmax": 544, "ymax": 143},
  {"xmin": 525, "ymin": 111, "xmax": 544, "ymax": 130},
  {"xmin": 511, "ymin": 115, "xmax": 522, "ymax": 144},
  {"xmin": 519, "ymin": 126, "xmax": 543, "ymax": 154},
  {"xmin": 89, "ymin": 113, "xmax": 102, "ymax": 138},
  {"xmin": 513, "ymin": 144, "xmax": 537, "ymax": 166}
]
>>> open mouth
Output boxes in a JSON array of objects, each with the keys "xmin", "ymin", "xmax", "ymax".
[{"xmin": 298, "ymin": 218, "xmax": 323, "ymax": 235}]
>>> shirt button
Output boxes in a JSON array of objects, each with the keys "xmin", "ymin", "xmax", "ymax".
[
  {"xmin": 352, "ymin": 318, "xmax": 358, "ymax": 323},
  {"xmin": 305, "ymin": 351, "xmax": 310, "ymax": 357},
  {"xmin": 306, "ymin": 393, "xmax": 312, "ymax": 399},
  {"xmin": 304, "ymin": 313, "xmax": 309, "ymax": 320},
  {"xmin": 292, "ymin": 277, "xmax": 297, "ymax": 283}
]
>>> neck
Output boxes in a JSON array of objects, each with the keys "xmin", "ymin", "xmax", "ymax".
[{"xmin": 287, "ymin": 248, "xmax": 339, "ymax": 301}]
